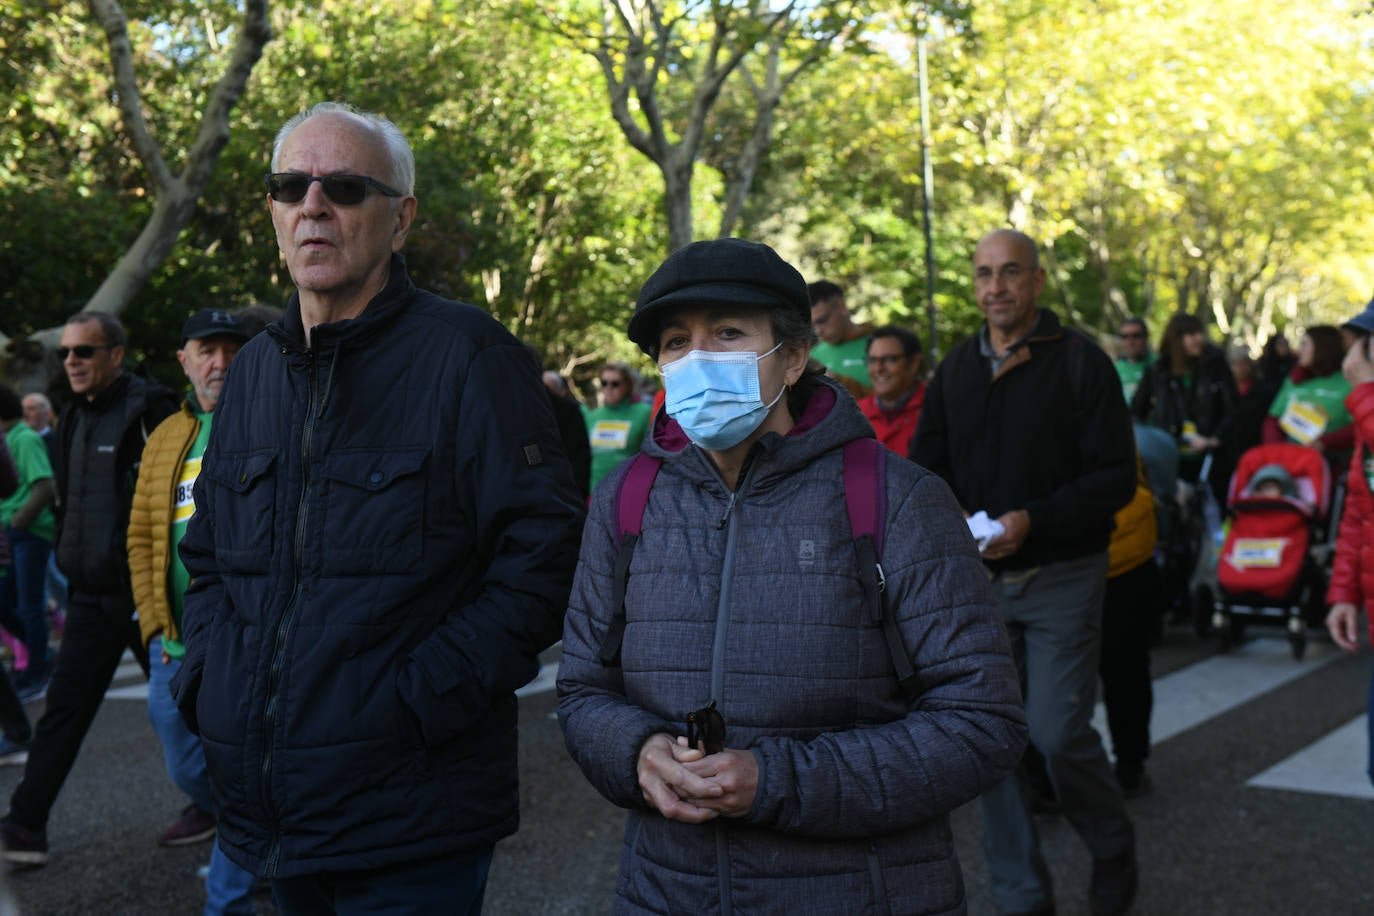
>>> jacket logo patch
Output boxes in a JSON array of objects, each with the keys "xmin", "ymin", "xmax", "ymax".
[
  {"xmin": 798, "ymin": 539, "xmax": 815, "ymax": 569},
  {"xmin": 522, "ymin": 444, "xmax": 543, "ymax": 467}
]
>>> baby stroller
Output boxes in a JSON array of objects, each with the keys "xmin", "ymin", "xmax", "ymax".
[{"xmin": 1204, "ymin": 443, "xmax": 1334, "ymax": 659}]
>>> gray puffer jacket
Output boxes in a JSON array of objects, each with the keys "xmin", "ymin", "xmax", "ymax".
[{"xmin": 558, "ymin": 378, "xmax": 1027, "ymax": 915}]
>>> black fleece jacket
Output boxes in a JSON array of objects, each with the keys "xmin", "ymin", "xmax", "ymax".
[{"xmin": 910, "ymin": 308, "xmax": 1136, "ymax": 570}]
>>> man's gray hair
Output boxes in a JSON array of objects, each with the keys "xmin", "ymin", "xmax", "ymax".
[{"xmin": 271, "ymin": 101, "xmax": 415, "ymax": 196}]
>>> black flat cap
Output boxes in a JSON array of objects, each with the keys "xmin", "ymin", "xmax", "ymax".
[{"xmin": 627, "ymin": 238, "xmax": 809, "ymax": 354}]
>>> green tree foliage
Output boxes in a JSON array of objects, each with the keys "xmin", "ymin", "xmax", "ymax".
[{"xmin": 2, "ymin": 0, "xmax": 1372, "ymax": 395}]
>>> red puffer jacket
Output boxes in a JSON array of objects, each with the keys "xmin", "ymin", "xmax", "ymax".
[{"xmin": 1326, "ymin": 382, "xmax": 1374, "ymax": 641}]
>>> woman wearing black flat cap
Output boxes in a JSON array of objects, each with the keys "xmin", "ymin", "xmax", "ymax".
[{"xmin": 557, "ymin": 238, "xmax": 1026, "ymax": 914}]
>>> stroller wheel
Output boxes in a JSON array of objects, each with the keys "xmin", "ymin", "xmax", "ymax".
[{"xmin": 1192, "ymin": 585, "xmax": 1215, "ymax": 638}]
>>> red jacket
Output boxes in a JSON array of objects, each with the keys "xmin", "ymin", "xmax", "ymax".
[
  {"xmin": 859, "ymin": 383, "xmax": 925, "ymax": 456},
  {"xmin": 1327, "ymin": 382, "xmax": 1374, "ymax": 640}
]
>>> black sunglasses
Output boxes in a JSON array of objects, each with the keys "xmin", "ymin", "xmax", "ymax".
[
  {"xmin": 866, "ymin": 354, "xmax": 907, "ymax": 368},
  {"xmin": 599, "ymin": 378, "xmax": 625, "ymax": 388},
  {"xmin": 265, "ymin": 172, "xmax": 403, "ymax": 206},
  {"xmin": 685, "ymin": 700, "xmax": 726, "ymax": 755},
  {"xmin": 1119, "ymin": 331, "xmax": 1146, "ymax": 340},
  {"xmin": 56, "ymin": 345, "xmax": 113, "ymax": 360}
]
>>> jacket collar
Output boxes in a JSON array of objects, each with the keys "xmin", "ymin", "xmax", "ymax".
[
  {"xmin": 270, "ymin": 253, "xmax": 415, "ymax": 353},
  {"xmin": 981, "ymin": 308, "xmax": 1064, "ymax": 383}
]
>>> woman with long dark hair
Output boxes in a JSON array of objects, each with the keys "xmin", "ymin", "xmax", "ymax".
[
  {"xmin": 1261, "ymin": 325, "xmax": 1354, "ymax": 456},
  {"xmin": 1131, "ymin": 312, "xmax": 1240, "ymax": 475}
]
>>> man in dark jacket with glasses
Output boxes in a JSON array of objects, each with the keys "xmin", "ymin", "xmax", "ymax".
[
  {"xmin": 169, "ymin": 101, "xmax": 583, "ymax": 914},
  {"xmin": 0, "ymin": 312, "xmax": 177, "ymax": 867}
]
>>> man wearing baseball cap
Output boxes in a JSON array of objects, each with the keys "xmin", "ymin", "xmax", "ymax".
[{"xmin": 125, "ymin": 308, "xmax": 257, "ymax": 912}]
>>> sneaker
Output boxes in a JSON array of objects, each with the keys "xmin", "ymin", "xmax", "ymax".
[
  {"xmin": 14, "ymin": 669, "xmax": 49, "ymax": 704},
  {"xmin": 1090, "ymin": 836, "xmax": 1139, "ymax": 916},
  {"xmin": 0, "ymin": 739, "xmax": 28, "ymax": 767},
  {"xmin": 0, "ymin": 819, "xmax": 47, "ymax": 870},
  {"xmin": 157, "ymin": 803, "xmax": 216, "ymax": 847}
]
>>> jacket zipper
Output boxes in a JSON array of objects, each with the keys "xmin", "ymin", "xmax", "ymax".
[
  {"xmin": 709, "ymin": 457, "xmax": 757, "ymax": 916},
  {"xmin": 260, "ymin": 347, "xmax": 322, "ymax": 877}
]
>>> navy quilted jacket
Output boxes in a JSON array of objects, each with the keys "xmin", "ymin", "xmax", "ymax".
[
  {"xmin": 172, "ymin": 257, "xmax": 584, "ymax": 877},
  {"xmin": 558, "ymin": 378, "xmax": 1026, "ymax": 915}
]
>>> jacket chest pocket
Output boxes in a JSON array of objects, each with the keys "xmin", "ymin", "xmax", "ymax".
[
  {"xmin": 318, "ymin": 449, "xmax": 429, "ymax": 576},
  {"xmin": 203, "ymin": 450, "xmax": 278, "ymax": 575}
]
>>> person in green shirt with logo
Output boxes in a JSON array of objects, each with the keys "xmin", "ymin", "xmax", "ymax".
[
  {"xmin": 127, "ymin": 308, "xmax": 257, "ymax": 912},
  {"xmin": 586, "ymin": 361, "xmax": 653, "ymax": 492},
  {"xmin": 1114, "ymin": 317, "xmax": 1155, "ymax": 403},
  {"xmin": 0, "ymin": 384, "xmax": 57, "ymax": 703},
  {"xmin": 807, "ymin": 280, "xmax": 873, "ymax": 399},
  {"xmin": 1262, "ymin": 325, "xmax": 1354, "ymax": 457}
]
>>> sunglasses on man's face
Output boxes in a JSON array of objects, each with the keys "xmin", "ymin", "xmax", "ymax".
[
  {"xmin": 600, "ymin": 378, "xmax": 625, "ymax": 389},
  {"xmin": 265, "ymin": 172, "xmax": 403, "ymax": 206},
  {"xmin": 56, "ymin": 345, "xmax": 113, "ymax": 360},
  {"xmin": 1119, "ymin": 331, "xmax": 1146, "ymax": 340}
]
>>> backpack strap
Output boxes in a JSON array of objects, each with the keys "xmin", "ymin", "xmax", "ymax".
[
  {"xmin": 843, "ymin": 438, "xmax": 919, "ymax": 701},
  {"xmin": 598, "ymin": 454, "xmax": 662, "ymax": 666}
]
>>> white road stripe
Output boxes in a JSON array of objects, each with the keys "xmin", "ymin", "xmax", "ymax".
[
  {"xmin": 105, "ymin": 660, "xmax": 563, "ymax": 702},
  {"xmin": 1248, "ymin": 715, "xmax": 1374, "ymax": 800},
  {"xmin": 1092, "ymin": 638, "xmax": 1341, "ymax": 746}
]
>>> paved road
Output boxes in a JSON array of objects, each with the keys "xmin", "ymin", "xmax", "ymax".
[{"xmin": 5, "ymin": 621, "xmax": 1373, "ymax": 915}]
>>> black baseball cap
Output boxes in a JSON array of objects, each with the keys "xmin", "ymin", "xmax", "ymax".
[
  {"xmin": 180, "ymin": 308, "xmax": 249, "ymax": 347},
  {"xmin": 627, "ymin": 238, "xmax": 810, "ymax": 354}
]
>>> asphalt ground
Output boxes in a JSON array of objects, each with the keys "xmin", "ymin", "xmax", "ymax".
[{"xmin": 4, "ymin": 622, "xmax": 1372, "ymax": 915}]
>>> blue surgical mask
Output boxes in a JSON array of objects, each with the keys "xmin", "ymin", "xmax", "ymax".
[{"xmin": 662, "ymin": 342, "xmax": 786, "ymax": 451}]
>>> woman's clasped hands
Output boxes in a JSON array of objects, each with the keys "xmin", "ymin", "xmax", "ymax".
[{"xmin": 636, "ymin": 734, "xmax": 759, "ymax": 824}]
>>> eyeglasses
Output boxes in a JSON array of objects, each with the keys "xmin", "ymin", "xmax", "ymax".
[
  {"xmin": 56, "ymin": 345, "xmax": 113, "ymax": 360},
  {"xmin": 685, "ymin": 700, "xmax": 726, "ymax": 755},
  {"xmin": 265, "ymin": 172, "xmax": 403, "ymax": 206},
  {"xmin": 599, "ymin": 378, "xmax": 625, "ymax": 389},
  {"xmin": 866, "ymin": 354, "xmax": 907, "ymax": 368},
  {"xmin": 1119, "ymin": 331, "xmax": 1146, "ymax": 340}
]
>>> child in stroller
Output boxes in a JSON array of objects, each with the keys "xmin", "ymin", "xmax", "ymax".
[{"xmin": 1209, "ymin": 443, "xmax": 1334, "ymax": 658}]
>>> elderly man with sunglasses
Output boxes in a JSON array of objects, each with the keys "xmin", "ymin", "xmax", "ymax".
[
  {"xmin": 0, "ymin": 312, "xmax": 178, "ymax": 867},
  {"xmin": 167, "ymin": 102, "xmax": 583, "ymax": 914}
]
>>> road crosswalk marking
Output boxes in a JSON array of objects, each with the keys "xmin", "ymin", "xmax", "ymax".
[
  {"xmin": 1092, "ymin": 638, "xmax": 1340, "ymax": 746},
  {"xmin": 103, "ymin": 637, "xmax": 1374, "ymax": 800},
  {"xmin": 1248, "ymin": 715, "xmax": 1374, "ymax": 800}
]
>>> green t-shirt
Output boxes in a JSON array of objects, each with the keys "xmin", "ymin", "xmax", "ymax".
[
  {"xmin": 1267, "ymin": 371, "xmax": 1352, "ymax": 445},
  {"xmin": 164, "ymin": 409, "xmax": 214, "ymax": 659},
  {"xmin": 1114, "ymin": 355, "xmax": 1154, "ymax": 403},
  {"xmin": 586, "ymin": 400, "xmax": 653, "ymax": 491},
  {"xmin": 1, "ymin": 423, "xmax": 56, "ymax": 543},
  {"xmin": 811, "ymin": 336, "xmax": 871, "ymax": 389}
]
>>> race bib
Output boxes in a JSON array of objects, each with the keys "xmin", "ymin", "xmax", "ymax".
[
  {"xmin": 1227, "ymin": 538, "xmax": 1286, "ymax": 569},
  {"xmin": 173, "ymin": 455, "xmax": 202, "ymax": 524},
  {"xmin": 590, "ymin": 420, "xmax": 632, "ymax": 451},
  {"xmin": 1279, "ymin": 399, "xmax": 1329, "ymax": 445}
]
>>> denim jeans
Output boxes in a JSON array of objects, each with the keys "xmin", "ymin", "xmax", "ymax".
[
  {"xmin": 0, "ymin": 528, "xmax": 52, "ymax": 682},
  {"xmin": 1366, "ymin": 657, "xmax": 1374, "ymax": 787},
  {"xmin": 148, "ymin": 637, "xmax": 257, "ymax": 916},
  {"xmin": 272, "ymin": 846, "xmax": 494, "ymax": 916}
]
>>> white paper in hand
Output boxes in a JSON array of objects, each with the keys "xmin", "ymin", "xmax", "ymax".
[{"xmin": 966, "ymin": 511, "xmax": 1006, "ymax": 552}]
